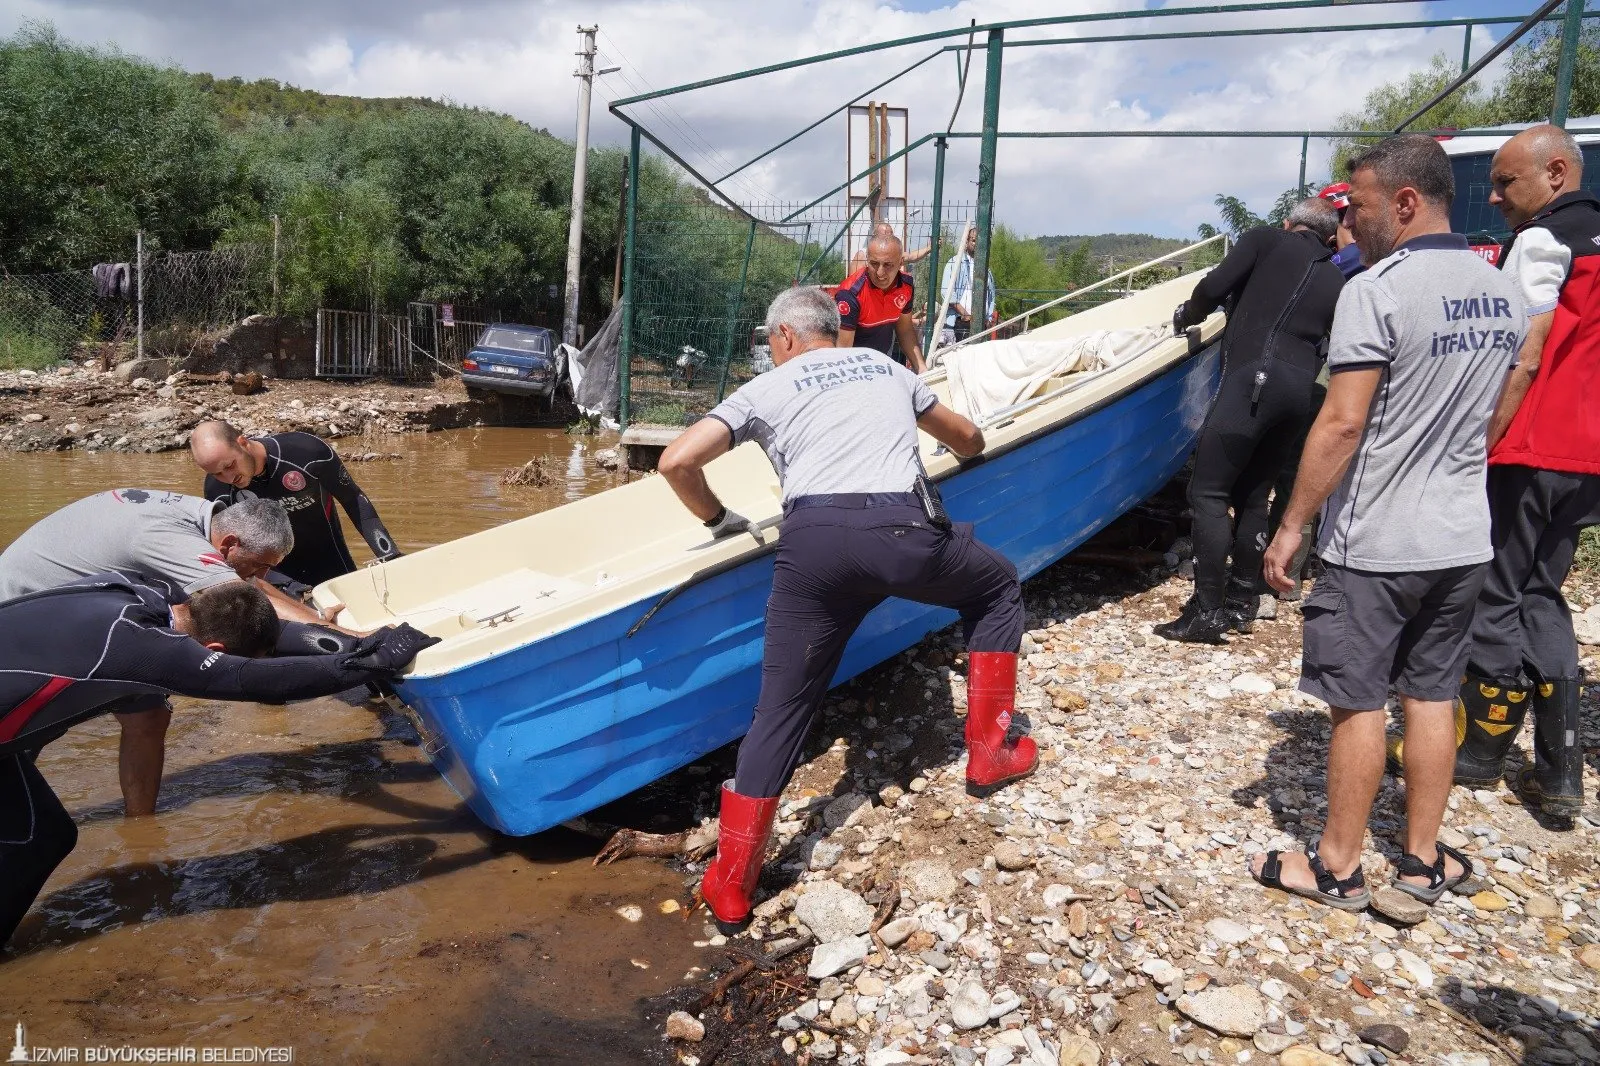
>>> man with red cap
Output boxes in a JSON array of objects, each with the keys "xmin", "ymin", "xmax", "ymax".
[{"xmin": 1320, "ymin": 182, "xmax": 1367, "ymax": 279}]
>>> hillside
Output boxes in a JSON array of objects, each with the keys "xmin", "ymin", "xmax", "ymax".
[
  {"xmin": 1034, "ymin": 233, "xmax": 1189, "ymax": 264},
  {"xmin": 191, "ymin": 73, "xmax": 456, "ymax": 127}
]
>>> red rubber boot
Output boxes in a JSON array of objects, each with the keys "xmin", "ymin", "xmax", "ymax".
[
  {"xmin": 965, "ymin": 651, "xmax": 1039, "ymax": 798},
  {"xmin": 698, "ymin": 780, "xmax": 780, "ymax": 933}
]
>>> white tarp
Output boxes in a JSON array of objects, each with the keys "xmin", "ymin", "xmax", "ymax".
[{"xmin": 944, "ymin": 326, "xmax": 1167, "ymax": 420}]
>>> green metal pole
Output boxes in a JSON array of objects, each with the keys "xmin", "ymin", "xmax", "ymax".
[
  {"xmin": 1554, "ymin": 0, "xmax": 1586, "ymax": 127},
  {"xmin": 922, "ymin": 136, "xmax": 948, "ymax": 355},
  {"xmin": 792, "ymin": 222, "xmax": 812, "ymax": 284},
  {"xmin": 971, "ymin": 28, "xmax": 1003, "ymax": 341},
  {"xmin": 716, "ymin": 220, "xmax": 757, "ymax": 402},
  {"xmin": 1297, "ymin": 135, "xmax": 1308, "ymax": 192},
  {"xmin": 620, "ymin": 126, "xmax": 640, "ymax": 429},
  {"xmin": 1462, "ymin": 23, "xmax": 1473, "ymax": 73}
]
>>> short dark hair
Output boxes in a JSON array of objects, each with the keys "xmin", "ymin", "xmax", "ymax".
[
  {"xmin": 1346, "ymin": 133, "xmax": 1454, "ymax": 208},
  {"xmin": 187, "ymin": 582, "xmax": 279, "ymax": 658}
]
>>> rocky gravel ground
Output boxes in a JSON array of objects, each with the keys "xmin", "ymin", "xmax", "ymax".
[
  {"xmin": 0, "ymin": 363, "xmax": 500, "ymax": 453},
  {"xmin": 638, "ymin": 559, "xmax": 1600, "ymax": 1066}
]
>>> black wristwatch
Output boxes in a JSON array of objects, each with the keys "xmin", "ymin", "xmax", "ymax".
[{"xmin": 704, "ymin": 506, "xmax": 727, "ymax": 528}]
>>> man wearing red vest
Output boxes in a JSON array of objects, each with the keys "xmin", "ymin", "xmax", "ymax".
[{"xmin": 1449, "ymin": 124, "xmax": 1600, "ymax": 816}]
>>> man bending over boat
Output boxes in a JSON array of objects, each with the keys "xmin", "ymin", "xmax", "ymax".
[
  {"xmin": 0, "ymin": 570, "xmax": 437, "ymax": 950},
  {"xmin": 653, "ymin": 286, "xmax": 1032, "ymax": 933},
  {"xmin": 0, "ymin": 493, "xmax": 350, "ymax": 817},
  {"xmin": 1158, "ymin": 196, "xmax": 1345, "ymax": 643}
]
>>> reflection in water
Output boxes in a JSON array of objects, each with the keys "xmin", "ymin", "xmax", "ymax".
[{"xmin": 0, "ymin": 429, "xmax": 701, "ymax": 1063}]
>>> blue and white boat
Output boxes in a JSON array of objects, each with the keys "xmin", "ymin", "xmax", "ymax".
[{"xmin": 315, "ymin": 267, "xmax": 1224, "ymax": 836}]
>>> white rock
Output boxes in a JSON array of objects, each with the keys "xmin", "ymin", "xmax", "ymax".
[
  {"xmin": 878, "ymin": 916, "xmax": 920, "ymax": 948},
  {"xmin": 1041, "ymin": 884, "xmax": 1077, "ymax": 909},
  {"xmin": 665, "ymin": 1011, "xmax": 704, "ymax": 1041},
  {"xmin": 1575, "ymin": 604, "xmax": 1600, "ymax": 646},
  {"xmin": 795, "ymin": 882, "xmax": 875, "ymax": 944},
  {"xmin": 1205, "ymin": 918, "xmax": 1253, "ymax": 946},
  {"xmin": 901, "ymin": 859, "xmax": 959, "ymax": 901},
  {"xmin": 952, "ymin": 980, "xmax": 993, "ymax": 1030},
  {"xmin": 1176, "ymin": 985, "xmax": 1266, "ymax": 1037},
  {"xmin": 808, "ymin": 935, "xmax": 870, "ymax": 979},
  {"xmin": 866, "ymin": 1051, "xmax": 913, "ymax": 1066},
  {"xmin": 1396, "ymin": 948, "xmax": 1435, "ymax": 989},
  {"xmin": 614, "ymin": 904, "xmax": 643, "ymax": 922},
  {"xmin": 1141, "ymin": 958, "xmax": 1183, "ymax": 986},
  {"xmin": 1229, "ymin": 673, "xmax": 1276, "ymax": 694}
]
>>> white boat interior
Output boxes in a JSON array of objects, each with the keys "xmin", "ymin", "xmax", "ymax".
[{"xmin": 313, "ymin": 266, "xmax": 1225, "ymax": 679}]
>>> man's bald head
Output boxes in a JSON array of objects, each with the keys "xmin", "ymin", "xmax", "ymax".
[
  {"xmin": 864, "ymin": 233, "xmax": 905, "ymax": 291},
  {"xmin": 1490, "ymin": 123, "xmax": 1584, "ymax": 228},
  {"xmin": 190, "ymin": 419, "xmax": 259, "ymax": 489}
]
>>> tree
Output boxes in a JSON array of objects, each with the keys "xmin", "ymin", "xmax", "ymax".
[
  {"xmin": 0, "ymin": 24, "xmax": 238, "ymax": 270},
  {"xmin": 1330, "ymin": 53, "xmax": 1492, "ymax": 174},
  {"xmin": 1487, "ymin": 24, "xmax": 1600, "ymax": 123},
  {"xmin": 1056, "ymin": 239, "xmax": 1100, "ymax": 291},
  {"xmin": 1212, "ymin": 194, "xmax": 1265, "ymax": 238}
]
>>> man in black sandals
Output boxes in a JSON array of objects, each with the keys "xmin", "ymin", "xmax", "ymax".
[{"xmin": 1256, "ymin": 135, "xmax": 1527, "ymax": 910}]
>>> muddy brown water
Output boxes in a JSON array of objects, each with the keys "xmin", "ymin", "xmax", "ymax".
[{"xmin": 0, "ymin": 429, "xmax": 710, "ymax": 1064}]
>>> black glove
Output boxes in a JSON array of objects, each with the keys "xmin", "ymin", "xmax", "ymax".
[
  {"xmin": 1173, "ymin": 302, "xmax": 1191, "ymax": 335},
  {"xmin": 704, "ymin": 506, "xmax": 755, "ymax": 539},
  {"xmin": 344, "ymin": 622, "xmax": 442, "ymax": 674}
]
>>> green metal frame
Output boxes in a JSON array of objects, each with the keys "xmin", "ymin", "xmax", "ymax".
[{"xmin": 610, "ymin": 0, "xmax": 1597, "ymax": 426}]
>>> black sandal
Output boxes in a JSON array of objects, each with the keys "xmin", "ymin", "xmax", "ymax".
[
  {"xmin": 1389, "ymin": 841, "xmax": 1472, "ymax": 904},
  {"xmin": 1251, "ymin": 837, "xmax": 1370, "ymax": 912}
]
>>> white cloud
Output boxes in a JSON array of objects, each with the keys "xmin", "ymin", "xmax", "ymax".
[{"xmin": 0, "ymin": 0, "xmax": 1535, "ymax": 236}]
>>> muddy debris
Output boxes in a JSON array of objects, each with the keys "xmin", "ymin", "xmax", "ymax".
[
  {"xmin": 643, "ymin": 557, "xmax": 1600, "ymax": 1066},
  {"xmin": 0, "ymin": 364, "xmax": 499, "ymax": 453}
]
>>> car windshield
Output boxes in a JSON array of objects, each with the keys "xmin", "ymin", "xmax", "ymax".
[{"xmin": 480, "ymin": 328, "xmax": 549, "ymax": 354}]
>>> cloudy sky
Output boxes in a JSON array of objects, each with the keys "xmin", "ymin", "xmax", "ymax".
[{"xmin": 0, "ymin": 0, "xmax": 1556, "ymax": 237}]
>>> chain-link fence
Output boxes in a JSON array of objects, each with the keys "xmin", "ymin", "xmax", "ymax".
[
  {"xmin": 624, "ymin": 187, "xmax": 977, "ymax": 426},
  {"xmin": 0, "ymin": 243, "xmax": 269, "ymax": 371}
]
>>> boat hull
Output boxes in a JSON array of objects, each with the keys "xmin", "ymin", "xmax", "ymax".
[{"xmin": 394, "ymin": 341, "xmax": 1222, "ymax": 836}]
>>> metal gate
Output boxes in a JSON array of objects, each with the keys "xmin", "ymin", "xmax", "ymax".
[{"xmin": 315, "ymin": 308, "xmax": 427, "ymax": 379}]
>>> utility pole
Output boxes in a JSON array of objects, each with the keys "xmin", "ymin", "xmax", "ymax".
[{"xmin": 562, "ymin": 26, "xmax": 618, "ymax": 349}]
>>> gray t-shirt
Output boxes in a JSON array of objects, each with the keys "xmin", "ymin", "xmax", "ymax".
[
  {"xmin": 0, "ymin": 489, "xmax": 237, "ymax": 602},
  {"xmin": 1318, "ymin": 234, "xmax": 1526, "ymax": 572},
  {"xmin": 708, "ymin": 346, "xmax": 939, "ymax": 502}
]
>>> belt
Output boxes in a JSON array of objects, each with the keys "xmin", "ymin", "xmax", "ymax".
[{"xmin": 783, "ymin": 492, "xmax": 919, "ymax": 515}]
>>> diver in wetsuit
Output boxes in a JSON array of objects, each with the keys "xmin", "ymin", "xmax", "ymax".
[
  {"xmin": 1158, "ymin": 197, "xmax": 1346, "ymax": 643},
  {"xmin": 0, "ymin": 571, "xmax": 437, "ymax": 949},
  {"xmin": 191, "ymin": 422, "xmax": 401, "ymax": 595}
]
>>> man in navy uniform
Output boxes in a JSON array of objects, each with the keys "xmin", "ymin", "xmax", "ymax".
[{"xmin": 657, "ymin": 286, "xmax": 1033, "ymax": 932}]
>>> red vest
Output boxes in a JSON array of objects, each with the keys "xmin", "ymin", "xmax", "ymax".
[{"xmin": 1491, "ymin": 191, "xmax": 1600, "ymax": 476}]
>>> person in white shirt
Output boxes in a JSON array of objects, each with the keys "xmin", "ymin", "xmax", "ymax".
[{"xmin": 940, "ymin": 225, "xmax": 997, "ymax": 344}]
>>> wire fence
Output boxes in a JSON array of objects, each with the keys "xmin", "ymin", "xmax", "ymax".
[
  {"xmin": 0, "ymin": 243, "xmax": 270, "ymax": 371},
  {"xmin": 625, "ymin": 189, "xmax": 979, "ymax": 426}
]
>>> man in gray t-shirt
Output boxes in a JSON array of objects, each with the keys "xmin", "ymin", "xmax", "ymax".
[
  {"xmin": 0, "ymin": 490, "xmax": 298, "ymax": 817},
  {"xmin": 1255, "ymin": 135, "xmax": 1522, "ymax": 918},
  {"xmin": 706, "ymin": 348, "xmax": 937, "ymax": 503},
  {"xmin": 650, "ymin": 286, "xmax": 1031, "ymax": 934}
]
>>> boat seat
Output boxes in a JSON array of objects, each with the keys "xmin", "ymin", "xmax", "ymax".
[{"xmin": 383, "ymin": 567, "xmax": 590, "ymax": 633}]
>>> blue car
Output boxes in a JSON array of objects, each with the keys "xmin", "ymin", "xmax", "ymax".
[{"xmin": 460, "ymin": 324, "xmax": 559, "ymax": 401}]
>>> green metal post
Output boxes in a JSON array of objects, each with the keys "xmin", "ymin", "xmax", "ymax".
[
  {"xmin": 922, "ymin": 136, "xmax": 948, "ymax": 355},
  {"xmin": 792, "ymin": 222, "xmax": 813, "ymax": 284},
  {"xmin": 1554, "ymin": 0, "xmax": 1586, "ymax": 127},
  {"xmin": 716, "ymin": 220, "xmax": 757, "ymax": 402},
  {"xmin": 1297, "ymin": 136, "xmax": 1308, "ymax": 192},
  {"xmin": 619, "ymin": 126, "xmax": 640, "ymax": 429},
  {"xmin": 1461, "ymin": 23, "xmax": 1473, "ymax": 73},
  {"xmin": 971, "ymin": 28, "xmax": 1003, "ymax": 340}
]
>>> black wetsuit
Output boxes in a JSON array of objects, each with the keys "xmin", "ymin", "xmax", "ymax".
[
  {"xmin": 0, "ymin": 572, "xmax": 395, "ymax": 947},
  {"xmin": 205, "ymin": 432, "xmax": 398, "ymax": 590},
  {"xmin": 1175, "ymin": 226, "xmax": 1345, "ymax": 609}
]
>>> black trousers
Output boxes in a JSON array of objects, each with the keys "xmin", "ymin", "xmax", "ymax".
[
  {"xmin": 0, "ymin": 752, "xmax": 77, "ymax": 948},
  {"xmin": 734, "ymin": 502, "xmax": 1024, "ymax": 798},
  {"xmin": 1187, "ymin": 359, "xmax": 1320, "ymax": 608},
  {"xmin": 1469, "ymin": 464, "xmax": 1600, "ymax": 681}
]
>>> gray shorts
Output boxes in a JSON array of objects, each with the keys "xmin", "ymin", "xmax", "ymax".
[{"xmin": 1299, "ymin": 562, "xmax": 1487, "ymax": 708}]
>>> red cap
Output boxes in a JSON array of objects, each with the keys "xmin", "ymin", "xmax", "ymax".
[{"xmin": 1318, "ymin": 182, "xmax": 1351, "ymax": 212}]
